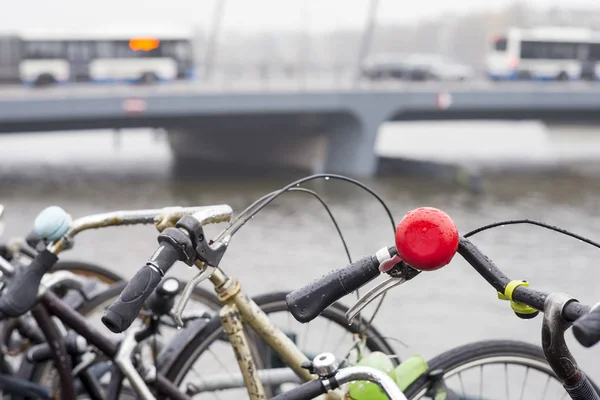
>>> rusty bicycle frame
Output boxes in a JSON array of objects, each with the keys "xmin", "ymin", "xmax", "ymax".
[{"xmin": 170, "ymin": 231, "xmax": 348, "ymax": 400}]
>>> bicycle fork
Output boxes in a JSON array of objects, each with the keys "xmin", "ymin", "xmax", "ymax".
[
  {"xmin": 542, "ymin": 293, "xmax": 600, "ymax": 400},
  {"xmin": 209, "ymin": 268, "xmax": 341, "ymax": 400}
]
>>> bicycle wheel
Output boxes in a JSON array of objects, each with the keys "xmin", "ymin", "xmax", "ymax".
[
  {"xmin": 158, "ymin": 291, "xmax": 398, "ymax": 400},
  {"xmin": 403, "ymin": 339, "xmax": 600, "ymax": 400}
]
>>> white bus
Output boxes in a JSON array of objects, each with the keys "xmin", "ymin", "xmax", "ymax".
[
  {"xmin": 0, "ymin": 26, "xmax": 196, "ymax": 86},
  {"xmin": 486, "ymin": 26, "xmax": 600, "ymax": 81}
]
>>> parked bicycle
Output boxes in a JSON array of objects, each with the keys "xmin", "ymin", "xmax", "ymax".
[
  {"xmin": 0, "ymin": 205, "xmax": 233, "ymax": 399},
  {"xmin": 284, "ymin": 206, "xmax": 600, "ymax": 399},
  {"xmin": 6, "ymin": 175, "xmax": 600, "ymax": 400},
  {"xmin": 0, "ymin": 175, "xmax": 399, "ymax": 399}
]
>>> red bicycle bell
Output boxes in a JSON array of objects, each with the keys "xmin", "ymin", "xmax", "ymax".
[{"xmin": 395, "ymin": 207, "xmax": 459, "ymax": 271}]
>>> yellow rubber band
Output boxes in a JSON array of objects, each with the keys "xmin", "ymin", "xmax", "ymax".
[{"xmin": 497, "ymin": 280, "xmax": 537, "ymax": 315}]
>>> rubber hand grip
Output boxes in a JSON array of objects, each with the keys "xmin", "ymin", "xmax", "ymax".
[
  {"xmin": 572, "ymin": 305, "xmax": 600, "ymax": 348},
  {"xmin": 101, "ymin": 266, "xmax": 161, "ymax": 333},
  {"xmin": 286, "ymin": 255, "xmax": 381, "ymax": 323},
  {"xmin": 0, "ymin": 250, "xmax": 58, "ymax": 318},
  {"xmin": 269, "ymin": 379, "xmax": 325, "ymax": 400},
  {"xmin": 25, "ymin": 231, "xmax": 44, "ymax": 251},
  {"xmin": 101, "ymin": 244, "xmax": 181, "ymax": 333}
]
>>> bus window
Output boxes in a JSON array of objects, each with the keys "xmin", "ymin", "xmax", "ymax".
[
  {"xmin": 522, "ymin": 41, "xmax": 582, "ymax": 60},
  {"xmin": 589, "ymin": 43, "xmax": 600, "ymax": 61},
  {"xmin": 493, "ymin": 37, "xmax": 507, "ymax": 51},
  {"xmin": 66, "ymin": 42, "xmax": 94, "ymax": 61},
  {"xmin": 161, "ymin": 41, "xmax": 192, "ymax": 61},
  {"xmin": 24, "ymin": 41, "xmax": 64, "ymax": 59},
  {"xmin": 96, "ymin": 41, "xmax": 115, "ymax": 58}
]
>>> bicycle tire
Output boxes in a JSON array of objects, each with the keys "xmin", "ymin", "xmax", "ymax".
[
  {"xmin": 403, "ymin": 339, "xmax": 600, "ymax": 399},
  {"xmin": 52, "ymin": 260, "xmax": 125, "ymax": 284},
  {"xmin": 158, "ymin": 291, "xmax": 397, "ymax": 398}
]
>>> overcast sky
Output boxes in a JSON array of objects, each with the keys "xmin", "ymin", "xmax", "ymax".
[{"xmin": 2, "ymin": 0, "xmax": 599, "ymax": 36}]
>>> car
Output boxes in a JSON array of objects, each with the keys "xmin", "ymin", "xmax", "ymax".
[
  {"xmin": 361, "ymin": 53, "xmax": 434, "ymax": 81},
  {"xmin": 405, "ymin": 53, "xmax": 474, "ymax": 81}
]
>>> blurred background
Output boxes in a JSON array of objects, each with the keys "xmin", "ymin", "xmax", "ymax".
[{"xmin": 2, "ymin": 0, "xmax": 600, "ymax": 397}]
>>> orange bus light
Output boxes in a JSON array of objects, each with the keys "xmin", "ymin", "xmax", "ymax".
[{"xmin": 129, "ymin": 38, "xmax": 160, "ymax": 52}]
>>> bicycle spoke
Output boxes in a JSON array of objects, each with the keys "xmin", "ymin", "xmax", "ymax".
[
  {"xmin": 457, "ymin": 372, "xmax": 466, "ymax": 399},
  {"xmin": 478, "ymin": 365, "xmax": 483, "ymax": 399},
  {"xmin": 319, "ymin": 319, "xmax": 333, "ymax": 351},
  {"xmin": 331, "ymin": 328, "xmax": 349, "ymax": 355},
  {"xmin": 207, "ymin": 347, "xmax": 238, "ymax": 384},
  {"xmin": 518, "ymin": 366, "xmax": 529, "ymax": 400},
  {"xmin": 505, "ymin": 363, "xmax": 509, "ymax": 400},
  {"xmin": 300, "ymin": 320, "xmax": 310, "ymax": 351},
  {"xmin": 540, "ymin": 374, "xmax": 551, "ymax": 400}
]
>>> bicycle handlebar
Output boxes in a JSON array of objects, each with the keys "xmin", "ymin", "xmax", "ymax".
[
  {"xmin": 572, "ymin": 304, "xmax": 600, "ymax": 347},
  {"xmin": 286, "ymin": 247, "xmax": 395, "ymax": 323},
  {"xmin": 0, "ymin": 205, "xmax": 233, "ymax": 323},
  {"xmin": 0, "ymin": 250, "xmax": 58, "ymax": 318},
  {"xmin": 455, "ymin": 237, "xmax": 590, "ymax": 320},
  {"xmin": 287, "ymin": 207, "xmax": 598, "ymax": 348},
  {"xmin": 101, "ymin": 207, "xmax": 232, "ymax": 333},
  {"xmin": 269, "ymin": 365, "xmax": 407, "ymax": 400},
  {"xmin": 101, "ymin": 238, "xmax": 184, "ymax": 333},
  {"xmin": 30, "ymin": 205, "xmax": 232, "ymax": 254}
]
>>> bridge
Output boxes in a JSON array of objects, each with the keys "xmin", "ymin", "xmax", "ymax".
[{"xmin": 3, "ymin": 80, "xmax": 600, "ymax": 176}]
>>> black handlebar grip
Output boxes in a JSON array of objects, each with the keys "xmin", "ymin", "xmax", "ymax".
[
  {"xmin": 269, "ymin": 379, "xmax": 325, "ymax": 400},
  {"xmin": 286, "ymin": 255, "xmax": 381, "ymax": 323},
  {"xmin": 101, "ymin": 243, "xmax": 181, "ymax": 333},
  {"xmin": 0, "ymin": 250, "xmax": 58, "ymax": 318},
  {"xmin": 25, "ymin": 231, "xmax": 44, "ymax": 252},
  {"xmin": 572, "ymin": 305, "xmax": 600, "ymax": 348}
]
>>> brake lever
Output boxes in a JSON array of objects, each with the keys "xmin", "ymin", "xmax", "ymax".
[
  {"xmin": 172, "ymin": 263, "xmax": 216, "ymax": 328},
  {"xmin": 346, "ymin": 262, "xmax": 420, "ymax": 324},
  {"xmin": 171, "ymin": 217, "xmax": 229, "ymax": 328}
]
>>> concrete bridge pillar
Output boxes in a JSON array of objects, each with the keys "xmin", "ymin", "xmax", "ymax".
[
  {"xmin": 322, "ymin": 112, "xmax": 385, "ymax": 177},
  {"xmin": 165, "ymin": 109, "xmax": 390, "ymax": 177}
]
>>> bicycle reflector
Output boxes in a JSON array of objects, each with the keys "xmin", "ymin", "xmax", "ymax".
[{"xmin": 395, "ymin": 207, "xmax": 458, "ymax": 271}]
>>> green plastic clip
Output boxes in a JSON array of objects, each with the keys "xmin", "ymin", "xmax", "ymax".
[{"xmin": 497, "ymin": 280, "xmax": 538, "ymax": 318}]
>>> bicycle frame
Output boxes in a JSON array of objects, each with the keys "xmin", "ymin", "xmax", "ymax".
[
  {"xmin": 33, "ymin": 289, "xmax": 190, "ymax": 400},
  {"xmin": 206, "ymin": 268, "xmax": 315, "ymax": 400},
  {"xmin": 24, "ymin": 264, "xmax": 316, "ymax": 400}
]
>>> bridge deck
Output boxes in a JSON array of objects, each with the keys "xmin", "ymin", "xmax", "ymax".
[
  {"xmin": 2, "ymin": 80, "xmax": 600, "ymax": 134},
  {"xmin": 2, "ymin": 80, "xmax": 600, "ymax": 100}
]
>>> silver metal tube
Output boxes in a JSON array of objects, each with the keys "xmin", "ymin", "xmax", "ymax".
[
  {"xmin": 67, "ymin": 205, "xmax": 233, "ymax": 237},
  {"xmin": 114, "ymin": 327, "xmax": 156, "ymax": 400},
  {"xmin": 333, "ymin": 366, "xmax": 407, "ymax": 400},
  {"xmin": 187, "ymin": 368, "xmax": 301, "ymax": 393},
  {"xmin": 49, "ymin": 205, "xmax": 233, "ymax": 254},
  {"xmin": 173, "ymin": 266, "xmax": 214, "ymax": 327}
]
